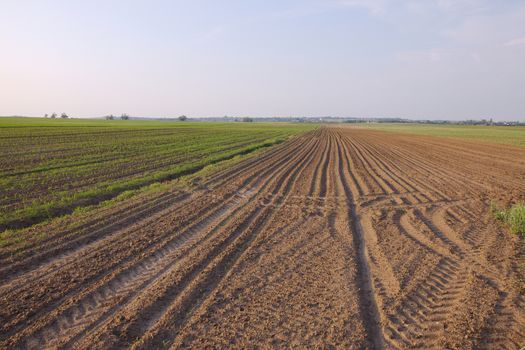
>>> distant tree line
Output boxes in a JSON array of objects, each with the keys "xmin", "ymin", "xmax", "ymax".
[
  {"xmin": 105, "ymin": 114, "xmax": 130, "ymax": 120},
  {"xmin": 44, "ymin": 113, "xmax": 68, "ymax": 119}
]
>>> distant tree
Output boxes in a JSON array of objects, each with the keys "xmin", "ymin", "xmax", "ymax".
[
  {"xmin": 44, "ymin": 114, "xmax": 48, "ymax": 118},
  {"xmin": 50, "ymin": 113, "xmax": 57, "ymax": 119},
  {"xmin": 106, "ymin": 115, "xmax": 114, "ymax": 120},
  {"xmin": 178, "ymin": 115, "xmax": 187, "ymax": 121},
  {"xmin": 121, "ymin": 114, "xmax": 129, "ymax": 120},
  {"xmin": 60, "ymin": 113, "xmax": 69, "ymax": 119},
  {"xmin": 242, "ymin": 117, "xmax": 253, "ymax": 123}
]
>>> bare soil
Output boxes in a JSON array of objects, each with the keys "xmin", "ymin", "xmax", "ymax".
[{"xmin": 1, "ymin": 126, "xmax": 524, "ymax": 349}]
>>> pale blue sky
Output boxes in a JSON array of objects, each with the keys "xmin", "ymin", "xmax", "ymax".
[{"xmin": 1, "ymin": 0, "xmax": 524, "ymax": 120}]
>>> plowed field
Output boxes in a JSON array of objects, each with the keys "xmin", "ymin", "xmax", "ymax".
[{"xmin": 1, "ymin": 126, "xmax": 524, "ymax": 349}]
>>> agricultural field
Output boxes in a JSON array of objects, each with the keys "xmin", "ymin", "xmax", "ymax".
[
  {"xmin": 355, "ymin": 123, "xmax": 525, "ymax": 148},
  {"xmin": 1, "ymin": 123, "xmax": 525, "ymax": 349},
  {"xmin": 0, "ymin": 118, "xmax": 313, "ymax": 231}
]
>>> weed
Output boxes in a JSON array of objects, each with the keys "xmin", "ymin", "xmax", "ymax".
[
  {"xmin": 492, "ymin": 202, "xmax": 525, "ymax": 294},
  {"xmin": 493, "ymin": 203, "xmax": 525, "ymax": 236}
]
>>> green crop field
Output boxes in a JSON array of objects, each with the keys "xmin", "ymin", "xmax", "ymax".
[
  {"xmin": 0, "ymin": 117, "xmax": 314, "ymax": 231},
  {"xmin": 354, "ymin": 123, "xmax": 525, "ymax": 147}
]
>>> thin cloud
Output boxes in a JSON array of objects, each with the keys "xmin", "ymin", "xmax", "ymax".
[
  {"xmin": 336, "ymin": 0, "xmax": 388, "ymax": 15},
  {"xmin": 504, "ymin": 37, "xmax": 525, "ymax": 47}
]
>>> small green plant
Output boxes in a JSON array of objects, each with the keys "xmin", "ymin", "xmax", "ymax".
[
  {"xmin": 492, "ymin": 203, "xmax": 525, "ymax": 236},
  {"xmin": 492, "ymin": 202, "xmax": 525, "ymax": 295}
]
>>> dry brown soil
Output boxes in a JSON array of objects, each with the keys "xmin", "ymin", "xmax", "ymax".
[{"xmin": 1, "ymin": 126, "xmax": 524, "ymax": 349}]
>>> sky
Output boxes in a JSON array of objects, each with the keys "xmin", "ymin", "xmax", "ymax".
[{"xmin": 1, "ymin": 0, "xmax": 524, "ymax": 120}]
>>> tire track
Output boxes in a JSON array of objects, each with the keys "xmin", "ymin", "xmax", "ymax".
[{"xmin": 333, "ymin": 134, "xmax": 385, "ymax": 349}]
